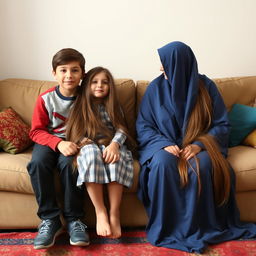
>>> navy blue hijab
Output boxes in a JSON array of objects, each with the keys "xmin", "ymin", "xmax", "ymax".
[
  {"xmin": 158, "ymin": 41, "xmax": 199, "ymax": 134},
  {"xmin": 136, "ymin": 41, "xmax": 229, "ymax": 165}
]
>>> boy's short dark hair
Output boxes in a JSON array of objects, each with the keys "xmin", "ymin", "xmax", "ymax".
[{"xmin": 52, "ymin": 48, "xmax": 85, "ymax": 73}]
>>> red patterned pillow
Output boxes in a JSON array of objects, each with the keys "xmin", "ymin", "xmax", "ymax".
[{"xmin": 0, "ymin": 107, "xmax": 33, "ymax": 154}]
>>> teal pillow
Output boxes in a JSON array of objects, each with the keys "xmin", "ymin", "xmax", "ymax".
[{"xmin": 228, "ymin": 104, "xmax": 256, "ymax": 147}]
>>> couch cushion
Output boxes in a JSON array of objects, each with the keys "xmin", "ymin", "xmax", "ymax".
[
  {"xmin": 243, "ymin": 129, "xmax": 256, "ymax": 147},
  {"xmin": 228, "ymin": 104, "xmax": 256, "ymax": 147},
  {"xmin": 0, "ymin": 107, "xmax": 33, "ymax": 154},
  {"xmin": 213, "ymin": 76, "xmax": 256, "ymax": 111},
  {"xmin": 124, "ymin": 160, "xmax": 140, "ymax": 193},
  {"xmin": 114, "ymin": 79, "xmax": 136, "ymax": 139},
  {"xmin": 0, "ymin": 79, "xmax": 54, "ymax": 126},
  {"xmin": 0, "ymin": 148, "xmax": 34, "ymax": 194},
  {"xmin": 136, "ymin": 80, "xmax": 150, "ymax": 113},
  {"xmin": 0, "ymin": 147, "xmax": 140, "ymax": 195},
  {"xmin": 228, "ymin": 146, "xmax": 256, "ymax": 192}
]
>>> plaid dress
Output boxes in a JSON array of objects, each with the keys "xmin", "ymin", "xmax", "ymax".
[{"xmin": 76, "ymin": 104, "xmax": 134, "ymax": 188}]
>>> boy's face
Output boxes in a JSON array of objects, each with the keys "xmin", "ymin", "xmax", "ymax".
[{"xmin": 52, "ymin": 61, "xmax": 84, "ymax": 97}]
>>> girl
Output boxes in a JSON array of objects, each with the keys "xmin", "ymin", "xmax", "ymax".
[{"xmin": 66, "ymin": 67, "xmax": 134, "ymax": 239}]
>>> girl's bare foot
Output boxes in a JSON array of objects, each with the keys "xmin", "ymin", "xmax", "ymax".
[
  {"xmin": 109, "ymin": 213, "xmax": 121, "ymax": 239},
  {"xmin": 96, "ymin": 211, "xmax": 112, "ymax": 237}
]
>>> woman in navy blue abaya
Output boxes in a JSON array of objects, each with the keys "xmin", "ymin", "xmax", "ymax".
[{"xmin": 136, "ymin": 41, "xmax": 256, "ymax": 253}]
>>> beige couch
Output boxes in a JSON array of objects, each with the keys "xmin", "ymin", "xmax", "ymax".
[{"xmin": 0, "ymin": 76, "xmax": 256, "ymax": 229}]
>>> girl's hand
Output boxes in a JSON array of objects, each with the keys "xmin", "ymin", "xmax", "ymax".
[
  {"xmin": 164, "ymin": 145, "xmax": 181, "ymax": 157},
  {"xmin": 57, "ymin": 141, "xmax": 79, "ymax": 156},
  {"xmin": 103, "ymin": 142, "xmax": 120, "ymax": 164},
  {"xmin": 180, "ymin": 144, "xmax": 201, "ymax": 161}
]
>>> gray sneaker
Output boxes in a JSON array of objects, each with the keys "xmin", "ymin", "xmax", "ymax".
[
  {"xmin": 67, "ymin": 219, "xmax": 90, "ymax": 246},
  {"xmin": 34, "ymin": 219, "xmax": 63, "ymax": 249}
]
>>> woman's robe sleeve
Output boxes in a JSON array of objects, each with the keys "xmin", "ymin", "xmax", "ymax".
[{"xmin": 136, "ymin": 82, "xmax": 175, "ymax": 165}]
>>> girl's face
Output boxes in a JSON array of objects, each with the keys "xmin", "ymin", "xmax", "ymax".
[{"xmin": 90, "ymin": 71, "xmax": 110, "ymax": 99}]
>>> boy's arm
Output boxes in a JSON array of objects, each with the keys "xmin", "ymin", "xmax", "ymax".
[{"xmin": 29, "ymin": 96, "xmax": 62, "ymax": 151}]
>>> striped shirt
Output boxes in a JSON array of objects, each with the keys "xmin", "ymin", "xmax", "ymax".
[{"xmin": 29, "ymin": 86, "xmax": 75, "ymax": 150}]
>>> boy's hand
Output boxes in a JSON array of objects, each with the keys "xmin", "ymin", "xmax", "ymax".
[
  {"xmin": 180, "ymin": 144, "xmax": 201, "ymax": 160},
  {"xmin": 103, "ymin": 142, "xmax": 120, "ymax": 164},
  {"xmin": 57, "ymin": 141, "xmax": 79, "ymax": 156}
]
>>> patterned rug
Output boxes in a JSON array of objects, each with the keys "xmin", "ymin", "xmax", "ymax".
[{"xmin": 0, "ymin": 229, "xmax": 255, "ymax": 256}]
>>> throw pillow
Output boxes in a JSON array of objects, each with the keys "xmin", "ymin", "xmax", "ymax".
[
  {"xmin": 0, "ymin": 107, "xmax": 33, "ymax": 154},
  {"xmin": 228, "ymin": 103, "xmax": 256, "ymax": 147},
  {"xmin": 243, "ymin": 129, "xmax": 256, "ymax": 147}
]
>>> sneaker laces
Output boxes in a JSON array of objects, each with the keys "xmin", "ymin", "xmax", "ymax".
[
  {"xmin": 72, "ymin": 220, "xmax": 87, "ymax": 233},
  {"xmin": 38, "ymin": 219, "xmax": 53, "ymax": 235}
]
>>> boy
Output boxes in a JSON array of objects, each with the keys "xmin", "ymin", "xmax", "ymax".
[{"xmin": 27, "ymin": 48, "xmax": 89, "ymax": 249}]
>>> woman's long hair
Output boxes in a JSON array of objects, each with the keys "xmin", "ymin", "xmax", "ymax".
[
  {"xmin": 66, "ymin": 67, "xmax": 135, "ymax": 166},
  {"xmin": 178, "ymin": 80, "xmax": 231, "ymax": 206}
]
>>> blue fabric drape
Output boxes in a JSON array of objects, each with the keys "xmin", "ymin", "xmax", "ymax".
[{"xmin": 136, "ymin": 41, "xmax": 256, "ymax": 253}]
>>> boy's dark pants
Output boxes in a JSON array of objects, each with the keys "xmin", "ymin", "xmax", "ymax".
[{"xmin": 27, "ymin": 143, "xmax": 84, "ymax": 222}]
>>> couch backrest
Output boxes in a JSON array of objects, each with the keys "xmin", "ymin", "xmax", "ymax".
[
  {"xmin": 0, "ymin": 79, "xmax": 57, "ymax": 126},
  {"xmin": 1, "ymin": 76, "xmax": 256, "ymax": 140},
  {"xmin": 136, "ymin": 76, "xmax": 256, "ymax": 112},
  {"xmin": 0, "ymin": 78, "xmax": 136, "ymax": 139},
  {"xmin": 213, "ymin": 76, "xmax": 256, "ymax": 110}
]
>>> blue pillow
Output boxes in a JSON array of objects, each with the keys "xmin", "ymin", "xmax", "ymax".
[{"xmin": 228, "ymin": 104, "xmax": 256, "ymax": 147}]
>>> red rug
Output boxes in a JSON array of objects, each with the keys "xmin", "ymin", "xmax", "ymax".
[{"xmin": 0, "ymin": 230, "xmax": 255, "ymax": 256}]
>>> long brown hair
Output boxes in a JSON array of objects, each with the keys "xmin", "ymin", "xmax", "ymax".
[
  {"xmin": 66, "ymin": 66, "xmax": 135, "ymax": 157},
  {"xmin": 178, "ymin": 80, "xmax": 231, "ymax": 206}
]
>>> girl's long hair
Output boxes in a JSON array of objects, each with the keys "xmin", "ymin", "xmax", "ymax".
[
  {"xmin": 66, "ymin": 67, "xmax": 135, "ymax": 165},
  {"xmin": 178, "ymin": 80, "xmax": 231, "ymax": 206}
]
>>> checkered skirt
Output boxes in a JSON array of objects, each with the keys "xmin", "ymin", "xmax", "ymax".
[{"xmin": 76, "ymin": 143, "xmax": 134, "ymax": 188}]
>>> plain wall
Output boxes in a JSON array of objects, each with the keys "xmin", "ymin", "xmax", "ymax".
[{"xmin": 0, "ymin": 0, "xmax": 256, "ymax": 82}]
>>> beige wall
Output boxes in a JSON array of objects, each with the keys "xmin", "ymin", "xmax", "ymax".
[{"xmin": 0, "ymin": 0, "xmax": 256, "ymax": 82}]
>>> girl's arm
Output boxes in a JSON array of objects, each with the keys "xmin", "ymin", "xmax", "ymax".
[
  {"xmin": 103, "ymin": 129, "xmax": 126, "ymax": 164},
  {"xmin": 111, "ymin": 129, "xmax": 127, "ymax": 146}
]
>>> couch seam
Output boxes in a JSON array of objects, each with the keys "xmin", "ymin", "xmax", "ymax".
[
  {"xmin": 0, "ymin": 168, "xmax": 28, "ymax": 174},
  {"xmin": 235, "ymin": 168, "xmax": 256, "ymax": 173}
]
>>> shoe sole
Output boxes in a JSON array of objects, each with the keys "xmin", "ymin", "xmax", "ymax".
[
  {"xmin": 70, "ymin": 239, "xmax": 90, "ymax": 246},
  {"xmin": 34, "ymin": 228, "xmax": 64, "ymax": 249}
]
